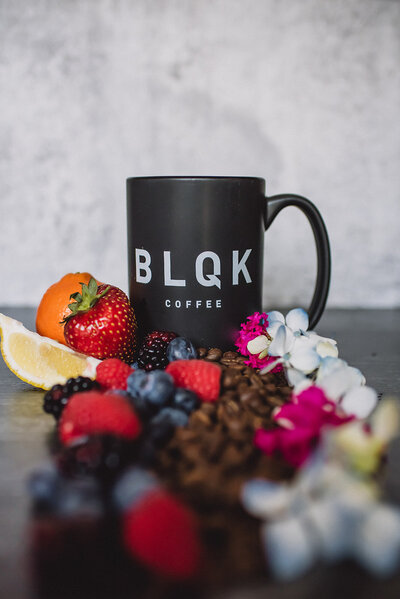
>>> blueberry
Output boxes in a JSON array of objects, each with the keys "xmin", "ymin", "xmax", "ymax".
[
  {"xmin": 113, "ymin": 467, "xmax": 159, "ymax": 512},
  {"xmin": 28, "ymin": 466, "xmax": 103, "ymax": 517},
  {"xmin": 151, "ymin": 407, "xmax": 189, "ymax": 429},
  {"xmin": 172, "ymin": 388, "xmax": 200, "ymax": 414},
  {"xmin": 127, "ymin": 370, "xmax": 174, "ymax": 407},
  {"xmin": 167, "ymin": 337, "xmax": 197, "ymax": 362},
  {"xmin": 27, "ymin": 464, "xmax": 62, "ymax": 512},
  {"xmin": 127, "ymin": 369, "xmax": 147, "ymax": 396},
  {"xmin": 128, "ymin": 392, "xmax": 154, "ymax": 420},
  {"xmin": 57, "ymin": 478, "xmax": 103, "ymax": 517}
]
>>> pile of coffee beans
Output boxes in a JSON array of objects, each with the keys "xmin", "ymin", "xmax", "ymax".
[{"xmin": 153, "ymin": 348, "xmax": 293, "ymax": 584}]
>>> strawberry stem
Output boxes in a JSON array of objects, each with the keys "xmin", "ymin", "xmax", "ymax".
[{"xmin": 61, "ymin": 278, "xmax": 110, "ymax": 323}]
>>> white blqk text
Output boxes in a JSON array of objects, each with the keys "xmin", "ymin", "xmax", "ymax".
[{"xmin": 134, "ymin": 249, "xmax": 253, "ymax": 288}]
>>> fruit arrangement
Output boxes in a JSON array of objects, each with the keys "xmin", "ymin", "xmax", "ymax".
[
  {"xmin": 1, "ymin": 275, "xmax": 400, "ymax": 594},
  {"xmin": 29, "ymin": 330, "xmax": 222, "ymax": 587}
]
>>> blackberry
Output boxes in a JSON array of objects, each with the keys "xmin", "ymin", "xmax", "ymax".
[
  {"xmin": 136, "ymin": 330, "xmax": 177, "ymax": 371},
  {"xmin": 43, "ymin": 376, "xmax": 98, "ymax": 420}
]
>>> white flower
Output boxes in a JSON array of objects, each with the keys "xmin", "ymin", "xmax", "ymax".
[
  {"xmin": 251, "ymin": 309, "xmax": 338, "ymax": 378},
  {"xmin": 241, "ymin": 409, "xmax": 400, "ymax": 582},
  {"xmin": 260, "ymin": 326, "xmax": 322, "ymax": 376},
  {"xmin": 315, "ymin": 357, "xmax": 377, "ymax": 418},
  {"xmin": 324, "ymin": 399, "xmax": 400, "ymax": 474},
  {"xmin": 267, "ymin": 308, "xmax": 309, "ymax": 336}
]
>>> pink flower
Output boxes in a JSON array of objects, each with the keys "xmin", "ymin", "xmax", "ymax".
[
  {"xmin": 235, "ymin": 312, "xmax": 269, "ymax": 355},
  {"xmin": 254, "ymin": 385, "xmax": 354, "ymax": 468},
  {"xmin": 235, "ymin": 312, "xmax": 283, "ymax": 371},
  {"xmin": 255, "ymin": 427, "xmax": 317, "ymax": 468}
]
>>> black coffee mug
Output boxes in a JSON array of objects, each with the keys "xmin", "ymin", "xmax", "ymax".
[{"xmin": 127, "ymin": 176, "xmax": 330, "ymax": 349}]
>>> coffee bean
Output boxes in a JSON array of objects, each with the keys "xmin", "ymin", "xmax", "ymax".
[
  {"xmin": 222, "ymin": 359, "xmax": 242, "ymax": 368},
  {"xmin": 174, "ymin": 428, "xmax": 200, "ymax": 443},
  {"xmin": 239, "ymin": 388, "xmax": 260, "ymax": 403},
  {"xmin": 190, "ymin": 410, "xmax": 213, "ymax": 429},
  {"xmin": 249, "ymin": 374, "xmax": 264, "ymax": 388},
  {"xmin": 222, "ymin": 368, "xmax": 241, "ymax": 389},
  {"xmin": 227, "ymin": 362, "xmax": 245, "ymax": 371},
  {"xmin": 205, "ymin": 347, "xmax": 223, "ymax": 361},
  {"xmin": 202, "ymin": 434, "xmax": 225, "ymax": 461},
  {"xmin": 222, "ymin": 443, "xmax": 245, "ymax": 468},
  {"xmin": 223, "ymin": 351, "xmax": 238, "ymax": 359},
  {"xmin": 151, "ymin": 341, "xmax": 293, "ymax": 582},
  {"xmin": 237, "ymin": 381, "xmax": 250, "ymax": 395},
  {"xmin": 200, "ymin": 402, "xmax": 217, "ymax": 415}
]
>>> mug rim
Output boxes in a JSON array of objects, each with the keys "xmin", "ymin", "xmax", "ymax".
[{"xmin": 126, "ymin": 175, "xmax": 265, "ymax": 183}]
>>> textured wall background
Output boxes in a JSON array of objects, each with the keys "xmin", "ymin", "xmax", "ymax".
[{"xmin": 0, "ymin": 0, "xmax": 399, "ymax": 309}]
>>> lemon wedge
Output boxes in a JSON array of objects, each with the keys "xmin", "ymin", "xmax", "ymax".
[{"xmin": 0, "ymin": 312, "xmax": 100, "ymax": 390}]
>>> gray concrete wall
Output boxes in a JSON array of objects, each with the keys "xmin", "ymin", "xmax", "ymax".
[{"xmin": 1, "ymin": 0, "xmax": 399, "ymax": 309}]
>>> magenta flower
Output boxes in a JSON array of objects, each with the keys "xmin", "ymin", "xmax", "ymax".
[
  {"xmin": 235, "ymin": 312, "xmax": 282, "ymax": 371},
  {"xmin": 254, "ymin": 386, "xmax": 354, "ymax": 468},
  {"xmin": 255, "ymin": 427, "xmax": 317, "ymax": 468}
]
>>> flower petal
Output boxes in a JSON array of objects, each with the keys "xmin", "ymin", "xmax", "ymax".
[
  {"xmin": 286, "ymin": 308, "xmax": 309, "ymax": 333},
  {"xmin": 293, "ymin": 378, "xmax": 314, "ymax": 395},
  {"xmin": 316, "ymin": 341, "xmax": 339, "ymax": 359},
  {"xmin": 353, "ymin": 505, "xmax": 400, "ymax": 576},
  {"xmin": 316, "ymin": 357, "xmax": 348, "ymax": 381},
  {"xmin": 259, "ymin": 358, "xmax": 284, "ymax": 375},
  {"xmin": 262, "ymin": 517, "xmax": 317, "ymax": 580},
  {"xmin": 304, "ymin": 498, "xmax": 351, "ymax": 561},
  {"xmin": 268, "ymin": 325, "xmax": 295, "ymax": 357},
  {"xmin": 286, "ymin": 367, "xmax": 308, "ymax": 388},
  {"xmin": 320, "ymin": 365, "xmax": 365, "ymax": 401},
  {"xmin": 266, "ymin": 310, "xmax": 285, "ymax": 325},
  {"xmin": 267, "ymin": 320, "xmax": 284, "ymax": 339},
  {"xmin": 340, "ymin": 386, "xmax": 378, "ymax": 419},
  {"xmin": 241, "ymin": 479, "xmax": 293, "ymax": 519},
  {"xmin": 307, "ymin": 331, "xmax": 338, "ymax": 347},
  {"xmin": 247, "ymin": 335, "xmax": 270, "ymax": 355},
  {"xmin": 371, "ymin": 399, "xmax": 400, "ymax": 443},
  {"xmin": 328, "ymin": 420, "xmax": 384, "ymax": 474},
  {"xmin": 290, "ymin": 346, "xmax": 321, "ymax": 374}
]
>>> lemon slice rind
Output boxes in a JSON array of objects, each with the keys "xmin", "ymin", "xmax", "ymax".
[{"xmin": 0, "ymin": 312, "xmax": 100, "ymax": 390}]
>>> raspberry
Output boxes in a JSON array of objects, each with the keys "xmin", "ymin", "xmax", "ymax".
[
  {"xmin": 43, "ymin": 377, "xmax": 99, "ymax": 420},
  {"xmin": 59, "ymin": 391, "xmax": 142, "ymax": 445},
  {"xmin": 123, "ymin": 490, "xmax": 201, "ymax": 579},
  {"xmin": 165, "ymin": 360, "xmax": 221, "ymax": 402},
  {"xmin": 136, "ymin": 331, "xmax": 177, "ymax": 371},
  {"xmin": 96, "ymin": 359, "xmax": 133, "ymax": 390}
]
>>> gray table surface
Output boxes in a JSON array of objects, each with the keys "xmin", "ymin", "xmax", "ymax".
[{"xmin": 0, "ymin": 307, "xmax": 399, "ymax": 599}]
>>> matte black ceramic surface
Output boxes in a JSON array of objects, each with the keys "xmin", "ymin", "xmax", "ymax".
[{"xmin": 127, "ymin": 177, "xmax": 330, "ymax": 348}]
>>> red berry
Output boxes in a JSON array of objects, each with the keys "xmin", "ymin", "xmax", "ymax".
[
  {"xmin": 96, "ymin": 359, "xmax": 133, "ymax": 390},
  {"xmin": 165, "ymin": 360, "xmax": 221, "ymax": 402},
  {"xmin": 123, "ymin": 490, "xmax": 201, "ymax": 579},
  {"xmin": 59, "ymin": 391, "xmax": 141, "ymax": 445},
  {"xmin": 63, "ymin": 278, "xmax": 137, "ymax": 362}
]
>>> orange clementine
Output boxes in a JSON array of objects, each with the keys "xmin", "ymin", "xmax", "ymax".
[{"xmin": 36, "ymin": 273, "xmax": 99, "ymax": 345}]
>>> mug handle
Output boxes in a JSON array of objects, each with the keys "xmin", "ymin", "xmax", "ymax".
[{"xmin": 264, "ymin": 194, "xmax": 331, "ymax": 329}]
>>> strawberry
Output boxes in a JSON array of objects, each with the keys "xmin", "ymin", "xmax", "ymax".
[
  {"xmin": 59, "ymin": 391, "xmax": 141, "ymax": 445},
  {"xmin": 63, "ymin": 278, "xmax": 137, "ymax": 362},
  {"xmin": 96, "ymin": 358, "xmax": 133, "ymax": 390},
  {"xmin": 123, "ymin": 490, "xmax": 201, "ymax": 579},
  {"xmin": 165, "ymin": 360, "xmax": 221, "ymax": 402}
]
